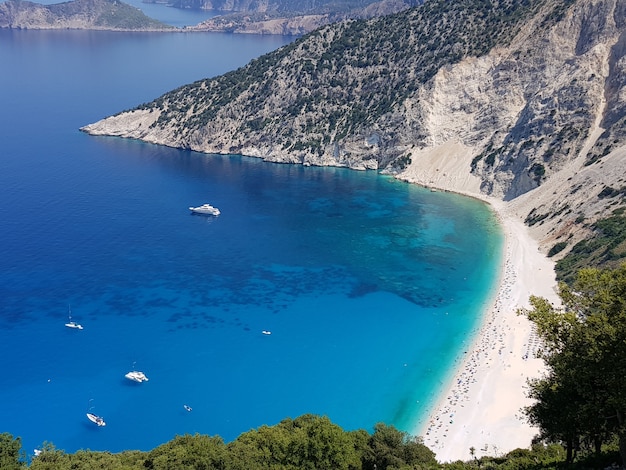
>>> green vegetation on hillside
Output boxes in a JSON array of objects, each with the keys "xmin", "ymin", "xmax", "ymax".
[
  {"xmin": 135, "ymin": 0, "xmax": 576, "ymax": 166},
  {"xmin": 555, "ymin": 211, "xmax": 626, "ymax": 284},
  {"xmin": 38, "ymin": 0, "xmax": 173, "ymax": 30}
]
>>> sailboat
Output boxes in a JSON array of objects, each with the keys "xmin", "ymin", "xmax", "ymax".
[{"xmin": 64, "ymin": 305, "xmax": 83, "ymax": 330}]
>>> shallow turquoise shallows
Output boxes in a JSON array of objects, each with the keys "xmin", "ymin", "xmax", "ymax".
[{"xmin": 0, "ymin": 20, "xmax": 502, "ymax": 456}]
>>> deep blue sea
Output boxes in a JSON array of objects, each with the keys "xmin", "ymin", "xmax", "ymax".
[{"xmin": 0, "ymin": 5, "xmax": 503, "ymax": 457}]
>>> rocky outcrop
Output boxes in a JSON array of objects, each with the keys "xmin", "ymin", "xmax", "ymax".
[
  {"xmin": 81, "ymin": 0, "xmax": 626, "ymax": 254},
  {"xmin": 0, "ymin": 0, "xmax": 174, "ymax": 30}
]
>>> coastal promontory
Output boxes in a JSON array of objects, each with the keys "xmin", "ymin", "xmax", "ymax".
[
  {"xmin": 81, "ymin": 0, "xmax": 626, "ymax": 265},
  {"xmin": 0, "ymin": 0, "xmax": 174, "ymax": 30}
]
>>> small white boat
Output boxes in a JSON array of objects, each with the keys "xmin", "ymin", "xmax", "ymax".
[
  {"xmin": 262, "ymin": 330, "xmax": 272, "ymax": 335},
  {"xmin": 189, "ymin": 203, "xmax": 220, "ymax": 216},
  {"xmin": 86, "ymin": 413, "xmax": 106, "ymax": 426},
  {"xmin": 125, "ymin": 370, "xmax": 149, "ymax": 383},
  {"xmin": 64, "ymin": 305, "xmax": 83, "ymax": 330},
  {"xmin": 183, "ymin": 404, "xmax": 192, "ymax": 412}
]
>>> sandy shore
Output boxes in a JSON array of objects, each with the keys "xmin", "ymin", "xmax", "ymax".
[{"xmin": 414, "ymin": 198, "xmax": 560, "ymax": 462}]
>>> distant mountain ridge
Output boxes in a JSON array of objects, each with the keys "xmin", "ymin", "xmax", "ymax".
[
  {"xmin": 81, "ymin": 0, "xmax": 626, "ymax": 258},
  {"xmin": 165, "ymin": 0, "xmax": 418, "ymax": 13},
  {"xmin": 186, "ymin": 0, "xmax": 417, "ymax": 35},
  {"xmin": 0, "ymin": 0, "xmax": 174, "ymax": 30},
  {"xmin": 0, "ymin": 0, "xmax": 418, "ymax": 34}
]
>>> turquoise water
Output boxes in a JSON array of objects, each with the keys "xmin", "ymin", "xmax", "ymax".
[{"xmin": 0, "ymin": 27, "xmax": 503, "ymax": 455}]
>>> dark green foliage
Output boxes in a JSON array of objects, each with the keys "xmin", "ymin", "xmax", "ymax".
[
  {"xmin": 5, "ymin": 413, "xmax": 626, "ymax": 468},
  {"xmin": 556, "ymin": 215, "xmax": 626, "ymax": 283},
  {"xmin": 548, "ymin": 241, "xmax": 567, "ymax": 257},
  {"xmin": 530, "ymin": 162, "xmax": 545, "ymax": 182},
  {"xmin": 362, "ymin": 423, "xmax": 437, "ymax": 470},
  {"xmin": 0, "ymin": 434, "xmax": 25, "ymax": 470},
  {"xmin": 28, "ymin": 444, "xmax": 146, "ymax": 470},
  {"xmin": 17, "ymin": 415, "xmax": 439, "ymax": 469},
  {"xmin": 45, "ymin": 0, "xmax": 173, "ymax": 30},
  {"xmin": 599, "ymin": 186, "xmax": 619, "ymax": 199},
  {"xmin": 394, "ymin": 154, "xmax": 412, "ymax": 170},
  {"xmin": 226, "ymin": 414, "xmax": 362, "ymax": 470},
  {"xmin": 145, "ymin": 434, "xmax": 226, "ymax": 469},
  {"xmin": 465, "ymin": 443, "xmax": 566, "ymax": 469},
  {"xmin": 522, "ymin": 266, "xmax": 626, "ymax": 465},
  {"xmin": 524, "ymin": 207, "xmax": 549, "ymax": 226},
  {"xmin": 598, "ymin": 186, "xmax": 626, "ymax": 199}
]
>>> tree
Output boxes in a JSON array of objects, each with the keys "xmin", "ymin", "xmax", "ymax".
[
  {"xmin": 362, "ymin": 423, "xmax": 437, "ymax": 470},
  {"xmin": 226, "ymin": 414, "xmax": 361, "ymax": 470},
  {"xmin": 145, "ymin": 433, "xmax": 226, "ymax": 469},
  {"xmin": 0, "ymin": 433, "xmax": 25, "ymax": 470},
  {"xmin": 521, "ymin": 265, "xmax": 626, "ymax": 465}
]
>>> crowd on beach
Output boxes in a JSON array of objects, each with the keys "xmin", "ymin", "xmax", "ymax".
[{"xmin": 417, "ymin": 217, "xmax": 556, "ymax": 462}]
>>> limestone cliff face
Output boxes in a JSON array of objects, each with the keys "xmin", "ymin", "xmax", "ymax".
[{"xmin": 81, "ymin": 0, "xmax": 626, "ymax": 251}]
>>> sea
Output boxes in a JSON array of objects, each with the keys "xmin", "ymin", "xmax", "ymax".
[{"xmin": 0, "ymin": 3, "xmax": 503, "ymax": 457}]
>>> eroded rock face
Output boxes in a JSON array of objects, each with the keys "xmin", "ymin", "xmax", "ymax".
[{"xmin": 81, "ymin": 0, "xmax": 626, "ymax": 248}]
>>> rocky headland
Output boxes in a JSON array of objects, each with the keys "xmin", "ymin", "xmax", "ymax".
[
  {"xmin": 81, "ymin": 0, "xmax": 626, "ymax": 266},
  {"xmin": 0, "ymin": 0, "xmax": 174, "ymax": 30}
]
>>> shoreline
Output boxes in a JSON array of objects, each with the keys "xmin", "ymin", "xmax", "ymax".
[{"xmin": 412, "ymin": 194, "xmax": 559, "ymax": 462}]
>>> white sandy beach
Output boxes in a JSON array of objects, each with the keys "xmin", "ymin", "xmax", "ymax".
[
  {"xmin": 416, "ymin": 200, "xmax": 559, "ymax": 462},
  {"xmin": 399, "ymin": 145, "xmax": 562, "ymax": 462}
]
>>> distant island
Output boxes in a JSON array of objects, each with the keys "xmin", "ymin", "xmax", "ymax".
[
  {"xmin": 0, "ymin": 0, "xmax": 419, "ymax": 33},
  {"xmin": 0, "ymin": 0, "xmax": 175, "ymax": 30}
]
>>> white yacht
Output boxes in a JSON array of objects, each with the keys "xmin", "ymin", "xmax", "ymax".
[
  {"xmin": 64, "ymin": 305, "xmax": 83, "ymax": 330},
  {"xmin": 125, "ymin": 370, "xmax": 149, "ymax": 383},
  {"xmin": 189, "ymin": 204, "xmax": 220, "ymax": 216},
  {"xmin": 86, "ymin": 413, "xmax": 106, "ymax": 426}
]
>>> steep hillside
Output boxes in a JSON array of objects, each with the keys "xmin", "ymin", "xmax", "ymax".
[
  {"xmin": 81, "ymin": 0, "xmax": 626, "ymax": 259},
  {"xmin": 0, "ymin": 0, "xmax": 174, "ymax": 30}
]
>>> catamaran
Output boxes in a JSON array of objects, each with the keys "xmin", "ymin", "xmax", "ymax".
[
  {"xmin": 125, "ymin": 361, "xmax": 149, "ymax": 383},
  {"xmin": 125, "ymin": 370, "xmax": 149, "ymax": 383}
]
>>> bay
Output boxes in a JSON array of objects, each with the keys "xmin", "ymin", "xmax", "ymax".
[{"xmin": 0, "ymin": 28, "xmax": 503, "ymax": 455}]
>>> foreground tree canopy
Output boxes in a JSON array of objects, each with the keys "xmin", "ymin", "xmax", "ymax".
[
  {"xmin": 522, "ymin": 264, "xmax": 626, "ymax": 465},
  {"xmin": 0, "ymin": 416, "xmax": 438, "ymax": 470}
]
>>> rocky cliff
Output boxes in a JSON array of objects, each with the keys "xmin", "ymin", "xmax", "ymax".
[
  {"xmin": 0, "ymin": 0, "xmax": 174, "ymax": 30},
  {"xmin": 81, "ymin": 0, "xmax": 626, "ymax": 258}
]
